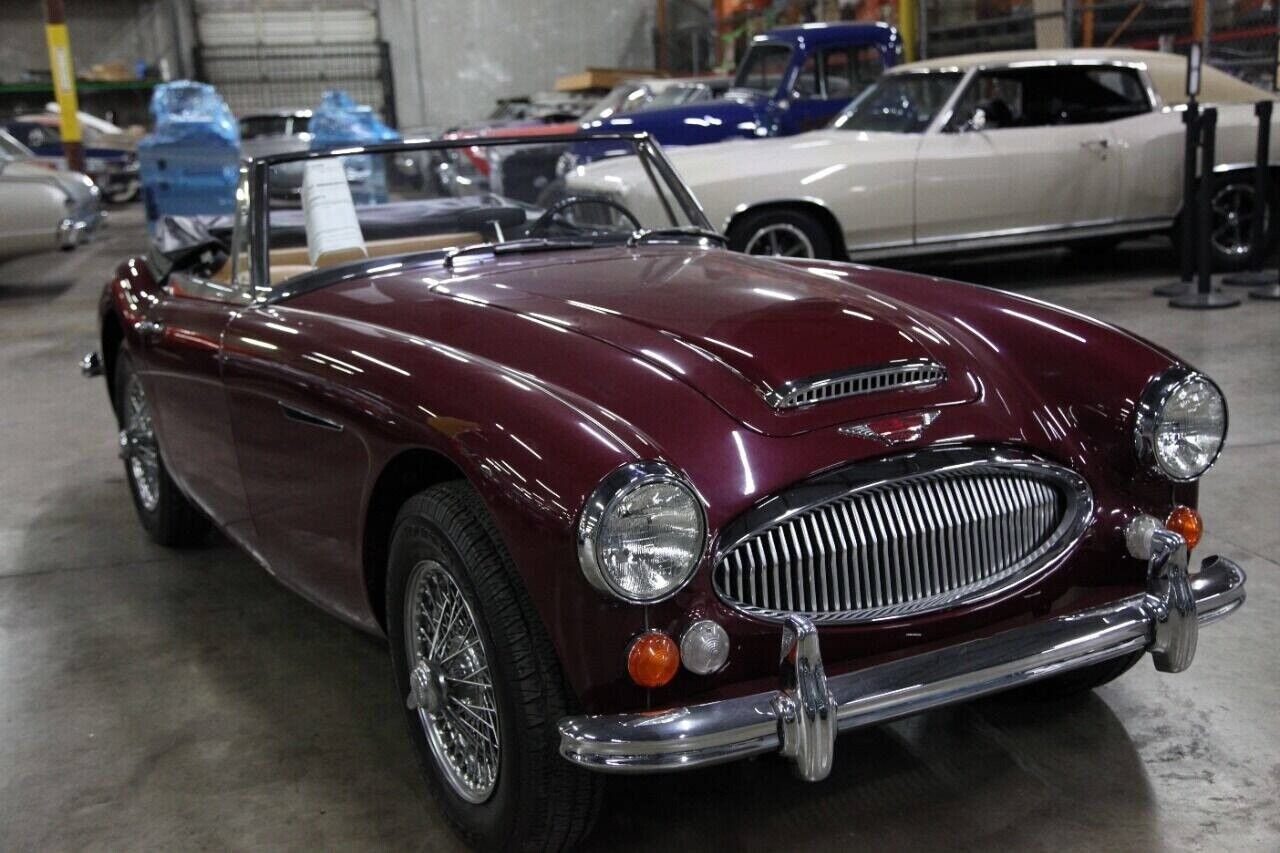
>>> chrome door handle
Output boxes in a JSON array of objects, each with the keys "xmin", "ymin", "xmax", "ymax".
[{"xmin": 136, "ymin": 319, "xmax": 165, "ymax": 341}]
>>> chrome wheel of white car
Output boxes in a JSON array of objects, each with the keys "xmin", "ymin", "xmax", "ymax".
[
  {"xmin": 744, "ymin": 222, "xmax": 816, "ymax": 257},
  {"xmin": 404, "ymin": 558, "xmax": 501, "ymax": 803},
  {"xmin": 1211, "ymin": 182, "xmax": 1259, "ymax": 260}
]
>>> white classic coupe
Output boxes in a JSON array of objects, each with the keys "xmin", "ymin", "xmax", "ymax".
[{"xmin": 569, "ymin": 49, "xmax": 1279, "ymax": 270}]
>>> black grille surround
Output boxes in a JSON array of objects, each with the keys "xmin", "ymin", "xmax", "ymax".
[{"xmin": 712, "ymin": 448, "xmax": 1093, "ymax": 624}]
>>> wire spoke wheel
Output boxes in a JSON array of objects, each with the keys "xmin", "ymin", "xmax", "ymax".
[
  {"xmin": 1211, "ymin": 182, "xmax": 1261, "ymax": 259},
  {"xmin": 121, "ymin": 373, "xmax": 161, "ymax": 512},
  {"xmin": 404, "ymin": 559, "xmax": 500, "ymax": 803},
  {"xmin": 744, "ymin": 222, "xmax": 816, "ymax": 258}
]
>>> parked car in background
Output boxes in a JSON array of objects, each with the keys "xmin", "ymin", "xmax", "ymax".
[
  {"xmin": 85, "ymin": 133, "xmax": 1246, "ymax": 849},
  {"xmin": 239, "ymin": 110, "xmax": 314, "ymax": 203},
  {"xmin": 6, "ymin": 113, "xmax": 140, "ymax": 204},
  {"xmin": 430, "ymin": 76, "xmax": 732, "ymax": 204},
  {"xmin": 0, "ymin": 128, "xmax": 104, "ymax": 258},
  {"xmin": 578, "ymin": 75, "xmax": 731, "ymax": 125},
  {"xmin": 483, "ymin": 91, "xmax": 593, "ymax": 127},
  {"xmin": 574, "ymin": 49, "xmax": 1280, "ymax": 270},
  {"xmin": 571, "ymin": 23, "xmax": 899, "ymax": 154}
]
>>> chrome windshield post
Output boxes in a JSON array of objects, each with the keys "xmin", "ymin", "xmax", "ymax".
[
  {"xmin": 772, "ymin": 615, "xmax": 836, "ymax": 782},
  {"xmin": 1145, "ymin": 528, "xmax": 1198, "ymax": 673}
]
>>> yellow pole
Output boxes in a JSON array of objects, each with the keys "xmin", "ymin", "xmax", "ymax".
[
  {"xmin": 43, "ymin": 0, "xmax": 84, "ymax": 173},
  {"xmin": 899, "ymin": 0, "xmax": 917, "ymax": 63}
]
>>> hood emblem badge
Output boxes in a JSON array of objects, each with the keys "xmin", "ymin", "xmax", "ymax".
[{"xmin": 840, "ymin": 410, "xmax": 939, "ymax": 446}]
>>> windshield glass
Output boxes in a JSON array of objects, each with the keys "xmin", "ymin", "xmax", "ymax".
[
  {"xmin": 256, "ymin": 137, "xmax": 707, "ymax": 291},
  {"xmin": 581, "ymin": 83, "xmax": 654, "ymax": 122},
  {"xmin": 833, "ymin": 71, "xmax": 963, "ymax": 133},
  {"xmin": 733, "ymin": 43, "xmax": 793, "ymax": 94},
  {"xmin": 647, "ymin": 82, "xmax": 706, "ymax": 109}
]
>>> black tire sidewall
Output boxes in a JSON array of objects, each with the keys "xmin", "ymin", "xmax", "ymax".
[
  {"xmin": 729, "ymin": 208, "xmax": 834, "ymax": 259},
  {"xmin": 385, "ymin": 497, "xmax": 526, "ymax": 848}
]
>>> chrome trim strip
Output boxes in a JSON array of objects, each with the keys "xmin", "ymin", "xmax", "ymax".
[
  {"xmin": 713, "ymin": 447, "xmax": 1089, "ymax": 624},
  {"xmin": 846, "ymin": 216, "xmax": 1174, "ymax": 260},
  {"xmin": 763, "ymin": 358, "xmax": 946, "ymax": 410},
  {"xmin": 558, "ymin": 548, "xmax": 1245, "ymax": 776}
]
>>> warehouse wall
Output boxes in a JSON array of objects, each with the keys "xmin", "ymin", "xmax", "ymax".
[
  {"xmin": 0, "ymin": 0, "xmax": 190, "ymax": 84},
  {"xmin": 379, "ymin": 0, "xmax": 655, "ymax": 130}
]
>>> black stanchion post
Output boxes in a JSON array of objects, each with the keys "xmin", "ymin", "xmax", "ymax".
[
  {"xmin": 1172, "ymin": 108, "xmax": 1241, "ymax": 309},
  {"xmin": 1223, "ymin": 99, "xmax": 1274, "ymax": 286},
  {"xmin": 1156, "ymin": 47, "xmax": 1204, "ymax": 297},
  {"xmin": 1155, "ymin": 101, "xmax": 1201, "ymax": 296}
]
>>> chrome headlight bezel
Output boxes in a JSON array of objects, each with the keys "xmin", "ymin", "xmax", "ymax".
[
  {"xmin": 577, "ymin": 461, "xmax": 707, "ymax": 603},
  {"xmin": 1134, "ymin": 366, "xmax": 1228, "ymax": 482}
]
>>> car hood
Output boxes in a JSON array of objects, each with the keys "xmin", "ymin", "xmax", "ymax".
[
  {"xmin": 583, "ymin": 94, "xmax": 765, "ymax": 136},
  {"xmin": 337, "ymin": 247, "xmax": 988, "ymax": 438},
  {"xmin": 0, "ymin": 159, "xmax": 93, "ymax": 198}
]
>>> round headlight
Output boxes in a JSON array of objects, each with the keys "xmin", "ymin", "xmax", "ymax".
[
  {"xmin": 578, "ymin": 462, "xmax": 706, "ymax": 603},
  {"xmin": 1136, "ymin": 368, "xmax": 1227, "ymax": 481}
]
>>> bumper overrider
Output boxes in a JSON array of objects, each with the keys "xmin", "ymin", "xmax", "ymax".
[{"xmin": 558, "ymin": 530, "xmax": 1246, "ymax": 781}]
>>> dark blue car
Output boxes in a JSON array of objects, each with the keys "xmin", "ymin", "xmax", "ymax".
[{"xmin": 572, "ymin": 22, "xmax": 900, "ymax": 159}]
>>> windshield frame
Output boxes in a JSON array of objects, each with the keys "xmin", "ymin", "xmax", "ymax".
[{"xmin": 246, "ymin": 132, "xmax": 714, "ymax": 301}]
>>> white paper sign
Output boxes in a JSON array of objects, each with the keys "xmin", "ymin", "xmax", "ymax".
[{"xmin": 302, "ymin": 158, "xmax": 366, "ymax": 268}]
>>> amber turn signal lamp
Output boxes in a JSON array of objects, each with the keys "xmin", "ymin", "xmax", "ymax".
[
  {"xmin": 627, "ymin": 631, "xmax": 680, "ymax": 688},
  {"xmin": 1166, "ymin": 505, "xmax": 1203, "ymax": 551}
]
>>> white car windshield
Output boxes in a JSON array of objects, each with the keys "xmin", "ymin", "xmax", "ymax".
[{"xmin": 833, "ymin": 71, "xmax": 963, "ymax": 133}]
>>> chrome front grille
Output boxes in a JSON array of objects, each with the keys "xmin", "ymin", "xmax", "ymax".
[
  {"xmin": 713, "ymin": 452, "xmax": 1090, "ymax": 623},
  {"xmin": 767, "ymin": 359, "xmax": 946, "ymax": 410}
]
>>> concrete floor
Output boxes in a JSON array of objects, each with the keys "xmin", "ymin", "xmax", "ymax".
[{"xmin": 1, "ymin": 208, "xmax": 1277, "ymax": 850}]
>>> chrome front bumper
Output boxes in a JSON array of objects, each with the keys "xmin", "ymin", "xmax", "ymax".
[{"xmin": 559, "ymin": 531, "xmax": 1246, "ymax": 781}]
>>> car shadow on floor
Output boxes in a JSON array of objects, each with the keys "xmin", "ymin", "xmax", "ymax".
[
  {"xmin": 6, "ymin": 474, "xmax": 1161, "ymax": 850},
  {"xmin": 0, "ymin": 278, "xmax": 76, "ymax": 300}
]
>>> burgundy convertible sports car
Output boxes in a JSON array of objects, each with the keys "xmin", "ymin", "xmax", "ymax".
[{"xmin": 84, "ymin": 134, "xmax": 1246, "ymax": 850}]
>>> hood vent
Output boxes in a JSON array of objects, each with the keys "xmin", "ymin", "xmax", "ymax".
[{"xmin": 765, "ymin": 358, "xmax": 947, "ymax": 410}]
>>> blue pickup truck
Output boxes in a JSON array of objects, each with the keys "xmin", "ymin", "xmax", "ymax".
[{"xmin": 579, "ymin": 22, "xmax": 900, "ymax": 147}]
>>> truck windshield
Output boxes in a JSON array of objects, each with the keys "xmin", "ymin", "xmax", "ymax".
[
  {"xmin": 832, "ymin": 71, "xmax": 963, "ymax": 133},
  {"xmin": 733, "ymin": 44, "xmax": 793, "ymax": 94}
]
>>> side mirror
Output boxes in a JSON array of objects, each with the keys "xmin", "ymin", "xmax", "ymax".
[{"xmin": 966, "ymin": 107, "xmax": 988, "ymax": 132}]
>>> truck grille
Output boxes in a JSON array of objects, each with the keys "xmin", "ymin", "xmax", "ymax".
[{"xmin": 713, "ymin": 457, "xmax": 1089, "ymax": 623}]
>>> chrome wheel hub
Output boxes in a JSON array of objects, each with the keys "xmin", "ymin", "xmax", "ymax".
[
  {"xmin": 744, "ymin": 222, "xmax": 816, "ymax": 258},
  {"xmin": 404, "ymin": 560, "xmax": 500, "ymax": 803},
  {"xmin": 121, "ymin": 374, "xmax": 160, "ymax": 512},
  {"xmin": 1211, "ymin": 183, "xmax": 1264, "ymax": 258},
  {"xmin": 407, "ymin": 660, "xmax": 449, "ymax": 715}
]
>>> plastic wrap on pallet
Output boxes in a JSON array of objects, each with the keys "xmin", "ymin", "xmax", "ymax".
[
  {"xmin": 309, "ymin": 90, "xmax": 400, "ymax": 204},
  {"xmin": 138, "ymin": 81, "xmax": 240, "ymax": 223}
]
